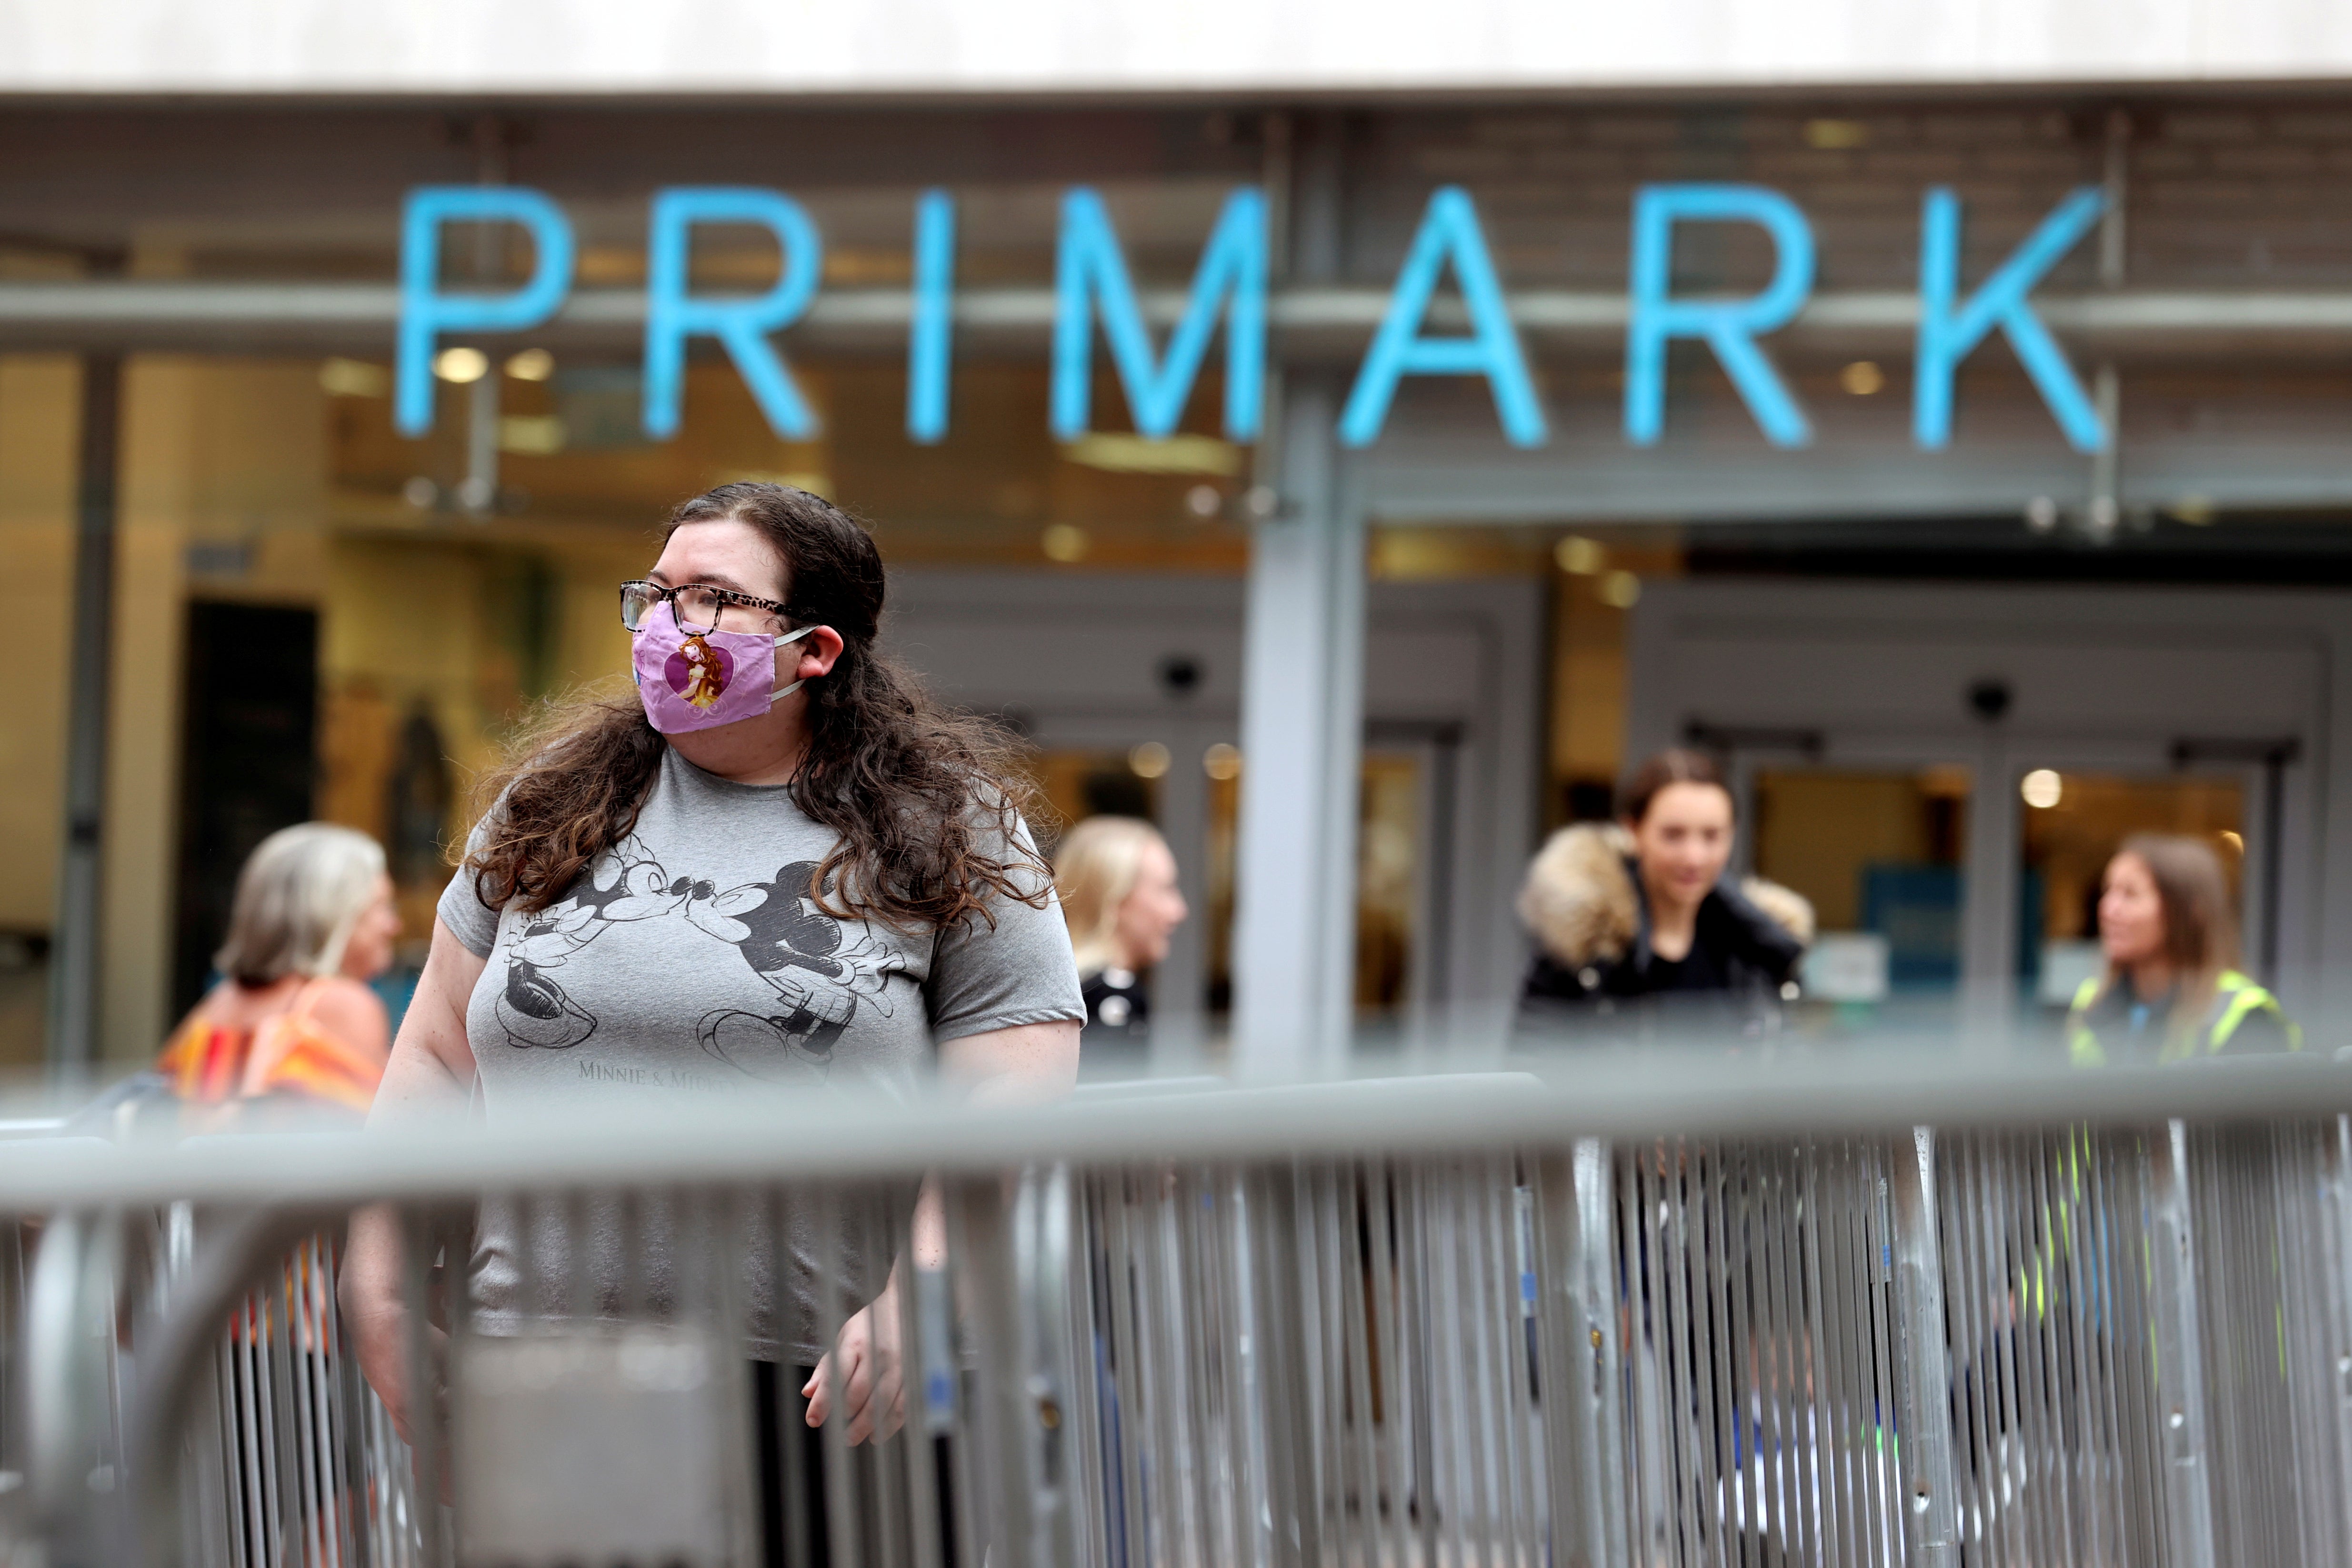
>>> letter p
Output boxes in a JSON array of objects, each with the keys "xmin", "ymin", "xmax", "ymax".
[{"xmin": 396, "ymin": 187, "xmax": 575, "ymax": 437}]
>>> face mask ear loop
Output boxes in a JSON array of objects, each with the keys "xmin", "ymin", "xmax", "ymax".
[{"xmin": 769, "ymin": 624, "xmax": 818, "ymax": 706}]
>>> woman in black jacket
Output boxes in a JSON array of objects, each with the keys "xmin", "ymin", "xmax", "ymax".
[{"xmin": 1517, "ymin": 749, "xmax": 1812, "ymax": 1041}]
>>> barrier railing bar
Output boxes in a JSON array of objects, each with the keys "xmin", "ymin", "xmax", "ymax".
[
  {"xmin": 2149, "ymin": 1120, "xmax": 2219, "ymax": 1568},
  {"xmin": 10, "ymin": 1061, "xmax": 2352, "ymax": 1214},
  {"xmin": 1891, "ymin": 1127, "xmax": 1960, "ymax": 1568},
  {"xmin": 24, "ymin": 1092, "xmax": 2352, "ymax": 1568}
]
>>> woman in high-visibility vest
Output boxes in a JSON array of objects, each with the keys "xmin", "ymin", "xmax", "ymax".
[{"xmin": 2068, "ymin": 832, "xmax": 2299, "ymax": 1065}]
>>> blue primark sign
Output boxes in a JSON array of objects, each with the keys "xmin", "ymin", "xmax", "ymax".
[{"xmin": 396, "ymin": 181, "xmax": 2111, "ymax": 455}]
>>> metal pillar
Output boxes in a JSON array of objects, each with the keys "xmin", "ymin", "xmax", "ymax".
[
  {"xmin": 1231, "ymin": 375, "xmax": 1363, "ymax": 1079},
  {"xmin": 2148, "ymin": 1119, "xmax": 2220, "ymax": 1568},
  {"xmin": 1231, "ymin": 115, "xmax": 1364, "ymax": 1081},
  {"xmin": 1957, "ymin": 722, "xmax": 2019, "ymax": 1046},
  {"xmin": 2087, "ymin": 108, "xmax": 2130, "ymax": 540},
  {"xmin": 1890, "ymin": 1128, "xmax": 1961, "ymax": 1568},
  {"xmin": 46, "ymin": 351, "xmax": 123, "ymax": 1084},
  {"xmin": 460, "ymin": 115, "xmax": 510, "ymax": 517},
  {"xmin": 1148, "ymin": 719, "xmax": 1212, "ymax": 1069},
  {"xmin": 1534, "ymin": 1140, "xmax": 1630, "ymax": 1568},
  {"xmin": 951, "ymin": 1167, "xmax": 1084, "ymax": 1568}
]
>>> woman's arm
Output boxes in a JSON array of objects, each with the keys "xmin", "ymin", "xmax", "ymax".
[
  {"xmin": 936, "ymin": 1017, "xmax": 1082, "ymax": 1106},
  {"xmin": 805, "ymin": 1018, "xmax": 1081, "ymax": 1439},
  {"xmin": 337, "ymin": 919, "xmax": 487, "ymax": 1443}
]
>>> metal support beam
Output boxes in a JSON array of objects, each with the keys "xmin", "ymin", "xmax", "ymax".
[
  {"xmin": 1957, "ymin": 723, "xmax": 2019, "ymax": 1044},
  {"xmin": 8, "ymin": 280, "xmax": 2352, "ymax": 360},
  {"xmin": 458, "ymin": 114, "xmax": 510, "ymax": 518},
  {"xmin": 2087, "ymin": 362, "xmax": 2122, "ymax": 539},
  {"xmin": 1232, "ymin": 375, "xmax": 1363, "ymax": 1079},
  {"xmin": 2088, "ymin": 108, "xmax": 2130, "ymax": 541},
  {"xmin": 46, "ymin": 350, "xmax": 121, "ymax": 1085},
  {"xmin": 1233, "ymin": 114, "xmax": 1365, "ymax": 1080},
  {"xmin": 1889, "ymin": 1127, "xmax": 1961, "ymax": 1568},
  {"xmin": 2147, "ymin": 1119, "xmax": 2219, "ymax": 1568},
  {"xmin": 1147, "ymin": 719, "xmax": 1211, "ymax": 1069},
  {"xmin": 1534, "ymin": 1140, "xmax": 1630, "ymax": 1568}
]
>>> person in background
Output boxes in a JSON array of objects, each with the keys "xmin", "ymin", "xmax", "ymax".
[
  {"xmin": 1053, "ymin": 816, "xmax": 1188, "ymax": 1061},
  {"xmin": 152, "ymin": 823, "xmax": 401, "ymax": 1124},
  {"xmin": 2068, "ymin": 832, "xmax": 2298, "ymax": 1065},
  {"xmin": 1516, "ymin": 748, "xmax": 1812, "ymax": 1038}
]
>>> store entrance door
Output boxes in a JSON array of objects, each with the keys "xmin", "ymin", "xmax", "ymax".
[
  {"xmin": 887, "ymin": 570, "xmax": 1544, "ymax": 1061},
  {"xmin": 173, "ymin": 601, "xmax": 319, "ymax": 1016},
  {"xmin": 1630, "ymin": 580, "xmax": 2322, "ymax": 1048},
  {"xmin": 1738, "ymin": 749, "xmax": 1974, "ymax": 1036}
]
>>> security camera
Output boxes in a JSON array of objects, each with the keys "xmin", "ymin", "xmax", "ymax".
[{"xmin": 1157, "ymin": 655, "xmax": 1203, "ymax": 699}]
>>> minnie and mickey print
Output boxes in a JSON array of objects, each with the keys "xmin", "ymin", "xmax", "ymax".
[{"xmin": 492, "ymin": 836, "xmax": 892, "ymax": 1083}]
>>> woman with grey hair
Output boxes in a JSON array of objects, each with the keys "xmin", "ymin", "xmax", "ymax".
[{"xmin": 151, "ymin": 822, "xmax": 403, "ymax": 1120}]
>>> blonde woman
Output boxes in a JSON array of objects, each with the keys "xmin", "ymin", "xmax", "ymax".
[
  {"xmin": 1053, "ymin": 816, "xmax": 1189, "ymax": 1055},
  {"xmin": 2068, "ymin": 833, "xmax": 2298, "ymax": 1066},
  {"xmin": 152, "ymin": 822, "xmax": 402, "ymax": 1119}
]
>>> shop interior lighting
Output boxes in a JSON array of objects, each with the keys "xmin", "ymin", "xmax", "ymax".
[
  {"xmin": 1599, "ymin": 570, "xmax": 1642, "ymax": 609},
  {"xmin": 433, "ymin": 346, "xmax": 489, "ymax": 384},
  {"xmin": 1128, "ymin": 742, "xmax": 1171, "ymax": 779},
  {"xmin": 1064, "ymin": 432, "xmax": 1240, "ymax": 476},
  {"xmin": 1555, "ymin": 536, "xmax": 1605, "ymax": 575},
  {"xmin": 1040, "ymin": 524, "xmax": 1089, "ymax": 563},
  {"xmin": 1203, "ymin": 744, "xmax": 1242, "ymax": 782},
  {"xmin": 505, "ymin": 348, "xmax": 556, "ymax": 381},
  {"xmin": 2021, "ymin": 769, "xmax": 2064, "ymax": 809},
  {"xmin": 498, "ymin": 416, "xmax": 566, "ymax": 456},
  {"xmin": 1804, "ymin": 119, "xmax": 1871, "ymax": 150},
  {"xmin": 318, "ymin": 358, "xmax": 389, "ymax": 398},
  {"xmin": 1840, "ymin": 360, "xmax": 1885, "ymax": 395}
]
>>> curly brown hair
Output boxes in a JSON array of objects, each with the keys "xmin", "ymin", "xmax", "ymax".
[{"xmin": 460, "ymin": 483, "xmax": 1047, "ymax": 930}]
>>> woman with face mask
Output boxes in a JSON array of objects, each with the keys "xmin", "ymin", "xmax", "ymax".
[
  {"xmin": 337, "ymin": 484, "xmax": 1085, "ymax": 1550},
  {"xmin": 2067, "ymin": 833, "xmax": 2298, "ymax": 1066},
  {"xmin": 1515, "ymin": 749, "xmax": 1813, "ymax": 1039}
]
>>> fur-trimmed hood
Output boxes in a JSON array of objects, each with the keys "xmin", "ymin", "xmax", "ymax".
[{"xmin": 1516, "ymin": 822, "xmax": 1815, "ymax": 969}]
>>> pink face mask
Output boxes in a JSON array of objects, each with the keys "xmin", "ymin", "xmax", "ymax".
[{"xmin": 631, "ymin": 602, "xmax": 818, "ymax": 735}]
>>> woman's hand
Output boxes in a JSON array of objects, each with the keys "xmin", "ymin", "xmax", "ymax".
[
  {"xmin": 802, "ymin": 1021, "xmax": 1076, "ymax": 1445},
  {"xmin": 338, "ymin": 1204, "xmax": 435, "ymax": 1445},
  {"xmin": 339, "ymin": 919, "xmax": 483, "ymax": 1430},
  {"xmin": 803, "ymin": 1285, "xmax": 905, "ymax": 1444}
]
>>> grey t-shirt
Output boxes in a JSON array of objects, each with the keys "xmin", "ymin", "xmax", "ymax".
[{"xmin": 438, "ymin": 747, "xmax": 1083, "ymax": 1360}]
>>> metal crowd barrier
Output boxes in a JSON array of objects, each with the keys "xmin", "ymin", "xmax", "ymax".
[{"xmin": 2, "ymin": 1061, "xmax": 2351, "ymax": 1568}]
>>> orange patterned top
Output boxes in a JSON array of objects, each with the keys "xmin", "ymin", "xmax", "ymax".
[{"xmin": 154, "ymin": 980, "xmax": 387, "ymax": 1116}]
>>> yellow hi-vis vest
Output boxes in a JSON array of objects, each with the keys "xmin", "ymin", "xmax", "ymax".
[{"xmin": 2068, "ymin": 969, "xmax": 2302, "ymax": 1067}]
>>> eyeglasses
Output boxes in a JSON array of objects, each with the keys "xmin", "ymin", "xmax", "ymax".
[{"xmin": 619, "ymin": 579, "xmax": 791, "ymax": 637}]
